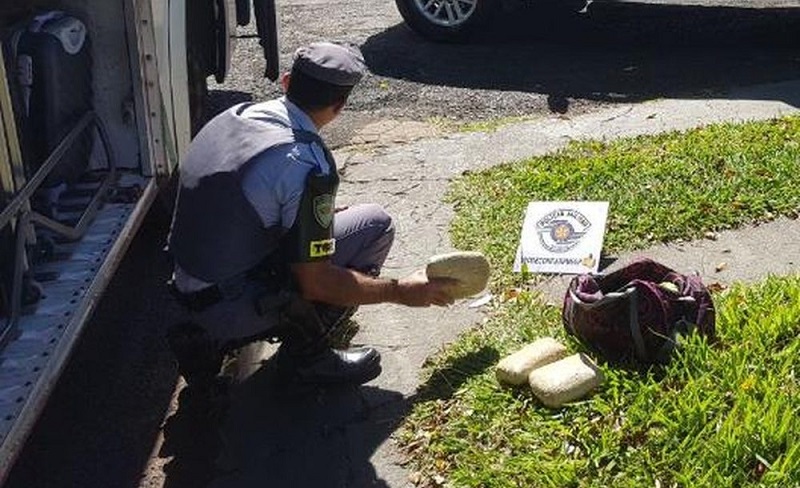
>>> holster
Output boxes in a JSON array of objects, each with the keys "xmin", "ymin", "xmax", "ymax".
[{"xmin": 245, "ymin": 257, "xmax": 354, "ymax": 353}]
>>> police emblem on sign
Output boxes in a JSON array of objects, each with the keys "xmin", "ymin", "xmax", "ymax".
[
  {"xmin": 536, "ymin": 208, "xmax": 591, "ymax": 253},
  {"xmin": 313, "ymin": 194, "xmax": 334, "ymax": 228}
]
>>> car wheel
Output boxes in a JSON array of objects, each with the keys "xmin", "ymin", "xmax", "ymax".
[{"xmin": 395, "ymin": 0, "xmax": 495, "ymax": 42}]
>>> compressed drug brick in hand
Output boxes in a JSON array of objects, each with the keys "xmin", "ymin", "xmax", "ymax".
[{"xmin": 425, "ymin": 251, "xmax": 490, "ymax": 299}]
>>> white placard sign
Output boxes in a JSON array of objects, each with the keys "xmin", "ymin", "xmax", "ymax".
[{"xmin": 513, "ymin": 201, "xmax": 609, "ymax": 275}]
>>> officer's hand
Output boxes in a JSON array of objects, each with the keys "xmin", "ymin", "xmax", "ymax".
[{"xmin": 395, "ymin": 270, "xmax": 456, "ymax": 307}]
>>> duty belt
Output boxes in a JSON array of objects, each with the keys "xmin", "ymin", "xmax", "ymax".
[
  {"xmin": 168, "ymin": 277, "xmax": 293, "ymax": 315},
  {"xmin": 167, "ymin": 280, "xmax": 224, "ymax": 312}
]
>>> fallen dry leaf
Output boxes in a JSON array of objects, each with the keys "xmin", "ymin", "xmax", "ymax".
[
  {"xmin": 715, "ymin": 262, "xmax": 728, "ymax": 273},
  {"xmin": 707, "ymin": 282, "xmax": 728, "ymax": 293}
]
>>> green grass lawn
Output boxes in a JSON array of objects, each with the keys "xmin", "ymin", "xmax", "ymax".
[
  {"xmin": 448, "ymin": 116, "xmax": 800, "ymax": 289},
  {"xmin": 399, "ymin": 116, "xmax": 800, "ymax": 487}
]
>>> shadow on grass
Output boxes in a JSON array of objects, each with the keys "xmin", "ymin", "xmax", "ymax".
[{"xmin": 411, "ymin": 345, "xmax": 501, "ymax": 403}]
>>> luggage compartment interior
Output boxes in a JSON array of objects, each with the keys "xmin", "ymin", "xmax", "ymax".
[
  {"xmin": 0, "ymin": 0, "xmax": 154, "ymax": 329},
  {"xmin": 0, "ymin": 0, "xmax": 157, "ymax": 451},
  {"xmin": 1, "ymin": 0, "xmax": 144, "ymax": 175}
]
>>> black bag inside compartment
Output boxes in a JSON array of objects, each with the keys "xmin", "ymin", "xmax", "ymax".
[{"xmin": 10, "ymin": 12, "xmax": 93, "ymax": 189}]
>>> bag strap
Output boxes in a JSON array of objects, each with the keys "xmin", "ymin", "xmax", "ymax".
[
  {"xmin": 567, "ymin": 285, "xmax": 649, "ymax": 361},
  {"xmin": 625, "ymin": 287, "xmax": 649, "ymax": 362},
  {"xmin": 653, "ymin": 296, "xmax": 698, "ymax": 361}
]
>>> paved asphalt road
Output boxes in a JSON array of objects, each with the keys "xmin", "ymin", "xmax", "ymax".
[
  {"xmin": 5, "ymin": 1, "xmax": 800, "ymax": 488},
  {"xmin": 213, "ymin": 0, "xmax": 800, "ymax": 148}
]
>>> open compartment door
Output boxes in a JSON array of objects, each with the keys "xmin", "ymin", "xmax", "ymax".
[{"xmin": 253, "ymin": 0, "xmax": 279, "ymax": 81}]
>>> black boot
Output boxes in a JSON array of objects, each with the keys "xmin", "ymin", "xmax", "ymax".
[
  {"xmin": 276, "ymin": 299, "xmax": 381, "ymax": 385},
  {"xmin": 276, "ymin": 344, "xmax": 382, "ymax": 386},
  {"xmin": 166, "ymin": 321, "xmax": 223, "ymax": 388},
  {"xmin": 277, "ymin": 299, "xmax": 381, "ymax": 385}
]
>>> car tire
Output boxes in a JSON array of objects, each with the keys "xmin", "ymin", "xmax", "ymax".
[{"xmin": 395, "ymin": 0, "xmax": 495, "ymax": 42}]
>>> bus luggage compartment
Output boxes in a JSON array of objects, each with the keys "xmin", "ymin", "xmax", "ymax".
[{"xmin": 9, "ymin": 12, "xmax": 93, "ymax": 191}]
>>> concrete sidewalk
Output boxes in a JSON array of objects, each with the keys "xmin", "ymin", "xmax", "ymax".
[{"xmin": 205, "ymin": 80, "xmax": 800, "ymax": 488}]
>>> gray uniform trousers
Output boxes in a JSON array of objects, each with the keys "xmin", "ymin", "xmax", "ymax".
[{"xmin": 187, "ymin": 203, "xmax": 395, "ymax": 345}]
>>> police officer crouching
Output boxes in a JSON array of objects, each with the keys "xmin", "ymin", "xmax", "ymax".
[{"xmin": 166, "ymin": 42, "xmax": 454, "ymax": 388}]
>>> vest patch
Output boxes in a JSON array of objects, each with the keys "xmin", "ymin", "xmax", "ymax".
[
  {"xmin": 309, "ymin": 238, "xmax": 336, "ymax": 258},
  {"xmin": 313, "ymin": 194, "xmax": 334, "ymax": 228}
]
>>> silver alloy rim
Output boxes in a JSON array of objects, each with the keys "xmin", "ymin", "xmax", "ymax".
[{"xmin": 412, "ymin": 0, "xmax": 477, "ymax": 27}]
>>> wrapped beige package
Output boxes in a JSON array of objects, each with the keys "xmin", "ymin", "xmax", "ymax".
[
  {"xmin": 495, "ymin": 338, "xmax": 568, "ymax": 386},
  {"xmin": 528, "ymin": 353, "xmax": 604, "ymax": 408},
  {"xmin": 426, "ymin": 251, "xmax": 490, "ymax": 299}
]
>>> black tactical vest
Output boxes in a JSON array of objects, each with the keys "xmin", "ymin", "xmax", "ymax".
[{"xmin": 167, "ymin": 102, "xmax": 333, "ymax": 283}]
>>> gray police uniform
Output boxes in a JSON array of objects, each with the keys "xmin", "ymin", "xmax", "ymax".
[{"xmin": 168, "ymin": 97, "xmax": 394, "ymax": 343}]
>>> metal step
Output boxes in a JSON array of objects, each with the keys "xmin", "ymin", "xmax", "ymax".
[{"xmin": 0, "ymin": 173, "xmax": 155, "ymax": 464}]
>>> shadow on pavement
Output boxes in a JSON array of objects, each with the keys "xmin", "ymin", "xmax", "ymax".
[
  {"xmin": 161, "ymin": 356, "xmax": 403, "ymax": 488},
  {"xmin": 159, "ymin": 345, "xmax": 499, "ymax": 487},
  {"xmin": 4, "ymin": 206, "xmax": 184, "ymax": 488},
  {"xmin": 362, "ymin": 3, "xmax": 800, "ymax": 108},
  {"xmin": 159, "ymin": 379, "xmax": 232, "ymax": 488}
]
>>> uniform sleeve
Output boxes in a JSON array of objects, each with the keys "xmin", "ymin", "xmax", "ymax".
[{"xmin": 283, "ymin": 167, "xmax": 338, "ymax": 263}]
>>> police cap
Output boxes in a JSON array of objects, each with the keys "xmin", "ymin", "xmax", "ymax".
[{"xmin": 292, "ymin": 42, "xmax": 366, "ymax": 87}]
